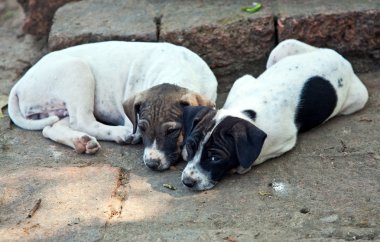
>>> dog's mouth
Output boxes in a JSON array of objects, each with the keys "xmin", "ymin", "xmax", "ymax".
[
  {"xmin": 183, "ymin": 178, "xmax": 218, "ymax": 191},
  {"xmin": 143, "ymin": 149, "xmax": 180, "ymax": 171},
  {"xmin": 181, "ymin": 173, "xmax": 218, "ymax": 191}
]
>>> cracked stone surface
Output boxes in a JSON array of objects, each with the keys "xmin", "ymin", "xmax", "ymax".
[
  {"xmin": 48, "ymin": 0, "xmax": 158, "ymax": 50},
  {"xmin": 275, "ymin": 0, "xmax": 380, "ymax": 73},
  {"xmin": 17, "ymin": 0, "xmax": 80, "ymax": 36},
  {"xmin": 1, "ymin": 1, "xmax": 379, "ymax": 241},
  {"xmin": 0, "ymin": 165, "xmax": 123, "ymax": 241},
  {"xmin": 46, "ymin": 0, "xmax": 380, "ymax": 95}
]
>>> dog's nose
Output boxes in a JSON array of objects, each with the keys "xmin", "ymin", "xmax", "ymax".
[
  {"xmin": 145, "ymin": 159, "xmax": 161, "ymax": 170},
  {"xmin": 182, "ymin": 177, "xmax": 196, "ymax": 188}
]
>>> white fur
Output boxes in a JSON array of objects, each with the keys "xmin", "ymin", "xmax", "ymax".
[
  {"xmin": 143, "ymin": 140, "xmax": 169, "ymax": 169},
  {"xmin": 8, "ymin": 41, "xmax": 217, "ymax": 154},
  {"xmin": 182, "ymin": 39, "xmax": 368, "ymax": 190}
]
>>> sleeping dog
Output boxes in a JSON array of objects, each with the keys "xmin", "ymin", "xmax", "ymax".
[
  {"xmin": 8, "ymin": 41, "xmax": 217, "ymax": 170},
  {"xmin": 181, "ymin": 39, "xmax": 368, "ymax": 190}
]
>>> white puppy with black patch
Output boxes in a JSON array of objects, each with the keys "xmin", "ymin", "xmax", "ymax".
[
  {"xmin": 8, "ymin": 41, "xmax": 217, "ymax": 170},
  {"xmin": 181, "ymin": 39, "xmax": 368, "ymax": 191}
]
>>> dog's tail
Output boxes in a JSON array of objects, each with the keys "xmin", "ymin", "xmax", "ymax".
[{"xmin": 8, "ymin": 88, "xmax": 59, "ymax": 130}]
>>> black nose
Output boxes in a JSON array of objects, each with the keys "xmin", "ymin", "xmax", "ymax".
[
  {"xmin": 145, "ymin": 159, "xmax": 161, "ymax": 170},
  {"xmin": 182, "ymin": 177, "xmax": 196, "ymax": 188}
]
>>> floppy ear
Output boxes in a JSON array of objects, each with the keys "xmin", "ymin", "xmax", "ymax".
[
  {"xmin": 183, "ymin": 106, "xmax": 212, "ymax": 138},
  {"xmin": 123, "ymin": 94, "xmax": 143, "ymax": 134},
  {"xmin": 229, "ymin": 118, "xmax": 267, "ymax": 169},
  {"xmin": 180, "ymin": 92, "xmax": 216, "ymax": 108}
]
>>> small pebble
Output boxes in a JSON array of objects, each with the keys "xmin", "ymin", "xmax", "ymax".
[
  {"xmin": 300, "ymin": 208, "xmax": 310, "ymax": 214},
  {"xmin": 320, "ymin": 214, "xmax": 339, "ymax": 223}
]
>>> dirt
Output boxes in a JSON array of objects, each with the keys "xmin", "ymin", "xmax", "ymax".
[{"xmin": 0, "ymin": 1, "xmax": 379, "ymax": 241}]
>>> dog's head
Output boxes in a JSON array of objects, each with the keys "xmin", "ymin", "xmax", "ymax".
[
  {"xmin": 123, "ymin": 83, "xmax": 215, "ymax": 171},
  {"xmin": 181, "ymin": 107, "xmax": 267, "ymax": 191}
]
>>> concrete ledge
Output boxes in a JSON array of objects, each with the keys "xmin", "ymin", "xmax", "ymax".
[
  {"xmin": 17, "ymin": 0, "xmax": 80, "ymax": 36},
  {"xmin": 47, "ymin": 0, "xmax": 380, "ymax": 92},
  {"xmin": 158, "ymin": 1, "xmax": 275, "ymax": 91},
  {"xmin": 48, "ymin": 0, "xmax": 157, "ymax": 49},
  {"xmin": 276, "ymin": 0, "xmax": 380, "ymax": 73}
]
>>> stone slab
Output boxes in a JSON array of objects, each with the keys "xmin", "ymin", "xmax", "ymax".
[
  {"xmin": 275, "ymin": 0, "xmax": 380, "ymax": 73},
  {"xmin": 48, "ymin": 0, "xmax": 157, "ymax": 51},
  {"xmin": 2, "ymin": 3, "xmax": 380, "ymax": 241},
  {"xmin": 0, "ymin": 165, "xmax": 122, "ymax": 241},
  {"xmin": 0, "ymin": 0, "xmax": 48, "ymax": 96},
  {"xmin": 47, "ymin": 0, "xmax": 380, "ymax": 94},
  {"xmin": 48, "ymin": 0, "xmax": 276, "ymax": 94},
  {"xmin": 17, "ymin": 0, "xmax": 80, "ymax": 36},
  {"xmin": 159, "ymin": 1, "xmax": 275, "ymax": 79}
]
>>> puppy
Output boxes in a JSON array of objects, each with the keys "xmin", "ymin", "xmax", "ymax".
[
  {"xmin": 8, "ymin": 41, "xmax": 217, "ymax": 170},
  {"xmin": 181, "ymin": 39, "xmax": 368, "ymax": 190}
]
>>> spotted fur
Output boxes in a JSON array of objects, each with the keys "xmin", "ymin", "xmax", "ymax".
[{"xmin": 181, "ymin": 39, "xmax": 368, "ymax": 191}]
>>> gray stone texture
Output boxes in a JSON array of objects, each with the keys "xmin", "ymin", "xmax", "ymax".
[
  {"xmin": 17, "ymin": 0, "xmax": 80, "ymax": 36},
  {"xmin": 276, "ymin": 0, "xmax": 380, "ymax": 73},
  {"xmin": 0, "ymin": 165, "xmax": 124, "ymax": 241},
  {"xmin": 158, "ymin": 1, "xmax": 275, "ymax": 83},
  {"xmin": 48, "ymin": 0, "xmax": 158, "ymax": 50},
  {"xmin": 1, "ymin": 1, "xmax": 380, "ymax": 240},
  {"xmin": 46, "ymin": 0, "xmax": 380, "ymax": 94}
]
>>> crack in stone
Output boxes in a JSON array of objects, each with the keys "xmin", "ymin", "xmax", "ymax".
[
  {"xmin": 273, "ymin": 15, "xmax": 279, "ymax": 45},
  {"xmin": 106, "ymin": 167, "xmax": 129, "ymax": 221},
  {"xmin": 153, "ymin": 14, "xmax": 163, "ymax": 41},
  {"xmin": 99, "ymin": 167, "xmax": 130, "ymax": 240}
]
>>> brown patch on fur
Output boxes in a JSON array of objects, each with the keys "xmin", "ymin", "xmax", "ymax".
[
  {"xmin": 123, "ymin": 84, "xmax": 215, "ymax": 134},
  {"xmin": 180, "ymin": 93, "xmax": 216, "ymax": 108}
]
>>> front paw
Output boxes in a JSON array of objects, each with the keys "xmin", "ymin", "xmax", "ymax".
[{"xmin": 124, "ymin": 133, "xmax": 142, "ymax": 145}]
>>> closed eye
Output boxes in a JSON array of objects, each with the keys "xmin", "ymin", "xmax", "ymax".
[
  {"xmin": 138, "ymin": 125, "xmax": 146, "ymax": 133},
  {"xmin": 166, "ymin": 127, "xmax": 180, "ymax": 136},
  {"xmin": 138, "ymin": 122, "xmax": 148, "ymax": 133}
]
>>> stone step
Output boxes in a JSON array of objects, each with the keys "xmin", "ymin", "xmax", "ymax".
[{"xmin": 48, "ymin": 0, "xmax": 380, "ymax": 93}]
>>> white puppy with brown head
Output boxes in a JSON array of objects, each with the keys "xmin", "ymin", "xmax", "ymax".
[
  {"xmin": 181, "ymin": 39, "xmax": 368, "ymax": 190},
  {"xmin": 8, "ymin": 41, "xmax": 217, "ymax": 170}
]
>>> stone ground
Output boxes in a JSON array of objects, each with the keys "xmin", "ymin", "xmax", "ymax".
[{"xmin": 0, "ymin": 0, "xmax": 379, "ymax": 241}]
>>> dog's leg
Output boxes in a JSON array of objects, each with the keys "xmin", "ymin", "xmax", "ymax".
[
  {"xmin": 267, "ymin": 39, "xmax": 317, "ymax": 69},
  {"xmin": 340, "ymin": 74, "xmax": 369, "ymax": 115},
  {"xmin": 54, "ymin": 58, "xmax": 134, "ymax": 144},
  {"xmin": 68, "ymin": 101, "xmax": 132, "ymax": 143},
  {"xmin": 42, "ymin": 117, "xmax": 101, "ymax": 154}
]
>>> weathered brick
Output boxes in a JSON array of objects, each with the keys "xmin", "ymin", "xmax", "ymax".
[{"xmin": 17, "ymin": 0, "xmax": 80, "ymax": 36}]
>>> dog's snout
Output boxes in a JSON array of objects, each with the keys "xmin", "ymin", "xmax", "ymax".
[
  {"xmin": 182, "ymin": 177, "xmax": 197, "ymax": 188},
  {"xmin": 145, "ymin": 159, "xmax": 161, "ymax": 170}
]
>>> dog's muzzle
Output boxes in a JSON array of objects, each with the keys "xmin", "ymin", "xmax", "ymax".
[
  {"xmin": 181, "ymin": 174, "xmax": 217, "ymax": 191},
  {"xmin": 143, "ymin": 145, "xmax": 171, "ymax": 171},
  {"xmin": 181, "ymin": 164, "xmax": 217, "ymax": 191}
]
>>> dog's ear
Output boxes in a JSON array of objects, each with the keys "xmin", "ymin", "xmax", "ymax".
[
  {"xmin": 228, "ymin": 117, "xmax": 267, "ymax": 169},
  {"xmin": 180, "ymin": 92, "xmax": 216, "ymax": 108},
  {"xmin": 182, "ymin": 106, "xmax": 216, "ymax": 161},
  {"xmin": 123, "ymin": 94, "xmax": 143, "ymax": 134},
  {"xmin": 183, "ymin": 106, "xmax": 212, "ymax": 137}
]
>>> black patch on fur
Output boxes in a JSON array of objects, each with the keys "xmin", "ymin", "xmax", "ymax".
[
  {"xmin": 295, "ymin": 76, "xmax": 337, "ymax": 133},
  {"xmin": 242, "ymin": 110, "xmax": 256, "ymax": 121},
  {"xmin": 183, "ymin": 106, "xmax": 216, "ymax": 161},
  {"xmin": 200, "ymin": 116, "xmax": 267, "ymax": 182},
  {"xmin": 338, "ymin": 78, "xmax": 343, "ymax": 87}
]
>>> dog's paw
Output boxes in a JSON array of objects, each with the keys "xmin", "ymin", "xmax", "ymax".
[
  {"xmin": 74, "ymin": 135, "xmax": 101, "ymax": 154},
  {"xmin": 131, "ymin": 133, "xmax": 142, "ymax": 144},
  {"xmin": 123, "ymin": 133, "xmax": 142, "ymax": 145}
]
